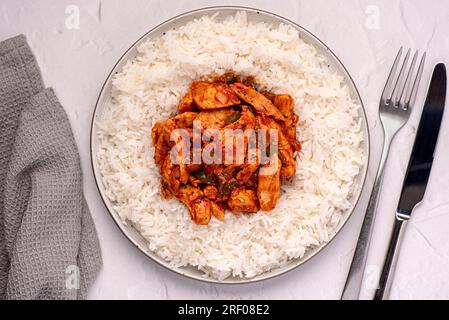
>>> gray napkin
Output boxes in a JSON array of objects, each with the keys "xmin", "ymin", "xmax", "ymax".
[{"xmin": 0, "ymin": 35, "xmax": 102, "ymax": 299}]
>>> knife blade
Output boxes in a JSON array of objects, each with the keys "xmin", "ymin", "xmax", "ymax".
[
  {"xmin": 397, "ymin": 62, "xmax": 447, "ymax": 216},
  {"xmin": 374, "ymin": 62, "xmax": 447, "ymax": 300}
]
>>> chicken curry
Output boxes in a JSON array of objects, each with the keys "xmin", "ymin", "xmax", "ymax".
[{"xmin": 151, "ymin": 72, "xmax": 301, "ymax": 225}]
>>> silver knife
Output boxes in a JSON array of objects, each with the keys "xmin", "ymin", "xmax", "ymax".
[{"xmin": 374, "ymin": 62, "xmax": 447, "ymax": 300}]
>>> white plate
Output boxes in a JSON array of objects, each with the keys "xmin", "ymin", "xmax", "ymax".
[{"xmin": 90, "ymin": 6, "xmax": 370, "ymax": 284}]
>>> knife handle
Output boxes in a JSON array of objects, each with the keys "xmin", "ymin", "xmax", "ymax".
[
  {"xmin": 374, "ymin": 214, "xmax": 408, "ymax": 300},
  {"xmin": 341, "ymin": 132, "xmax": 393, "ymax": 300}
]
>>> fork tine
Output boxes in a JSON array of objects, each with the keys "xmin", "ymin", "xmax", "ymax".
[
  {"xmin": 381, "ymin": 47, "xmax": 403, "ymax": 104},
  {"xmin": 390, "ymin": 48, "xmax": 411, "ymax": 106},
  {"xmin": 398, "ymin": 50, "xmax": 418, "ymax": 109},
  {"xmin": 405, "ymin": 52, "xmax": 426, "ymax": 109}
]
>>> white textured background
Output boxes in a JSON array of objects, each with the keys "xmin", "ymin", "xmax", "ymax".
[{"xmin": 1, "ymin": 0, "xmax": 449, "ymax": 299}]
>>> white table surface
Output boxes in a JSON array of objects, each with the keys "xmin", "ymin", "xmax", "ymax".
[{"xmin": 2, "ymin": 0, "xmax": 449, "ymax": 300}]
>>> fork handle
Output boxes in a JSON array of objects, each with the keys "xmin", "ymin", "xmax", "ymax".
[
  {"xmin": 340, "ymin": 133, "xmax": 393, "ymax": 300},
  {"xmin": 374, "ymin": 215, "xmax": 408, "ymax": 300}
]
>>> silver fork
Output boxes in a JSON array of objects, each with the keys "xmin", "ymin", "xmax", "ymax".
[{"xmin": 341, "ymin": 48, "xmax": 426, "ymax": 300}]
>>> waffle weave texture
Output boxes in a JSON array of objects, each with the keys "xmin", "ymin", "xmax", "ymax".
[{"xmin": 0, "ymin": 35, "xmax": 102, "ymax": 300}]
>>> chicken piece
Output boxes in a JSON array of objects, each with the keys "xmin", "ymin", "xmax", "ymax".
[
  {"xmin": 210, "ymin": 201, "xmax": 225, "ymax": 221},
  {"xmin": 279, "ymin": 154, "xmax": 296, "ymax": 180},
  {"xmin": 169, "ymin": 128, "xmax": 192, "ymax": 184},
  {"xmin": 161, "ymin": 112, "xmax": 197, "ymax": 139},
  {"xmin": 172, "ymin": 112, "xmax": 198, "ymax": 128},
  {"xmin": 273, "ymin": 94, "xmax": 294, "ymax": 118},
  {"xmin": 277, "ymin": 114, "xmax": 301, "ymax": 152},
  {"xmin": 191, "ymin": 81, "xmax": 240, "ymax": 110},
  {"xmin": 151, "ymin": 122, "xmax": 164, "ymax": 145},
  {"xmin": 197, "ymin": 108, "xmax": 235, "ymax": 130},
  {"xmin": 191, "ymin": 198, "xmax": 211, "ymax": 225},
  {"xmin": 158, "ymin": 112, "xmax": 197, "ymax": 152},
  {"xmin": 258, "ymin": 115, "xmax": 297, "ymax": 180},
  {"xmin": 236, "ymin": 148, "xmax": 260, "ymax": 183},
  {"xmin": 158, "ymin": 126, "xmax": 190, "ymax": 188},
  {"xmin": 271, "ymin": 93, "xmax": 300, "ymax": 151},
  {"xmin": 227, "ymin": 188, "xmax": 259, "ymax": 213},
  {"xmin": 230, "ymin": 83, "xmax": 285, "ymax": 122},
  {"xmin": 153, "ymin": 113, "xmax": 195, "ymax": 169},
  {"xmin": 176, "ymin": 186, "xmax": 205, "ymax": 222},
  {"xmin": 290, "ymin": 139, "xmax": 301, "ymax": 153},
  {"xmin": 152, "ymin": 122, "xmax": 171, "ymax": 167},
  {"xmin": 199, "ymin": 106, "xmax": 254, "ymax": 168},
  {"xmin": 169, "ymin": 148, "xmax": 189, "ymax": 185},
  {"xmin": 236, "ymin": 163, "xmax": 259, "ymax": 184},
  {"xmin": 218, "ymin": 106, "xmax": 257, "ymax": 166},
  {"xmin": 203, "ymin": 185, "xmax": 219, "ymax": 200},
  {"xmin": 161, "ymin": 155, "xmax": 181, "ymax": 194},
  {"xmin": 153, "ymin": 133, "xmax": 171, "ymax": 167},
  {"xmin": 179, "ymin": 164, "xmax": 189, "ymax": 184},
  {"xmin": 178, "ymin": 90, "xmax": 195, "ymax": 113},
  {"xmin": 285, "ymin": 126, "xmax": 301, "ymax": 152},
  {"xmin": 151, "ymin": 112, "xmax": 193, "ymax": 167},
  {"xmin": 223, "ymin": 131, "xmax": 248, "ymax": 166},
  {"xmin": 283, "ymin": 114, "xmax": 298, "ymax": 138},
  {"xmin": 177, "ymin": 185, "xmax": 203, "ymax": 205},
  {"xmin": 257, "ymin": 154, "xmax": 281, "ymax": 211}
]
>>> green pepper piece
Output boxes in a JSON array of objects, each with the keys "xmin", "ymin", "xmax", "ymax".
[{"xmin": 225, "ymin": 111, "xmax": 241, "ymax": 125}]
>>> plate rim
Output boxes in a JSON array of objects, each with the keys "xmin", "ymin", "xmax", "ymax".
[{"xmin": 90, "ymin": 5, "xmax": 371, "ymax": 284}]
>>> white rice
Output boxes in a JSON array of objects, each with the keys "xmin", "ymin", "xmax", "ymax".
[{"xmin": 96, "ymin": 12, "xmax": 365, "ymax": 280}]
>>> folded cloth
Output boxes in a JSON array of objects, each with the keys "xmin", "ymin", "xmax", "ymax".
[{"xmin": 0, "ymin": 35, "xmax": 102, "ymax": 299}]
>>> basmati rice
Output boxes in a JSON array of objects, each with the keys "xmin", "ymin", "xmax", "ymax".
[{"xmin": 96, "ymin": 11, "xmax": 365, "ymax": 280}]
